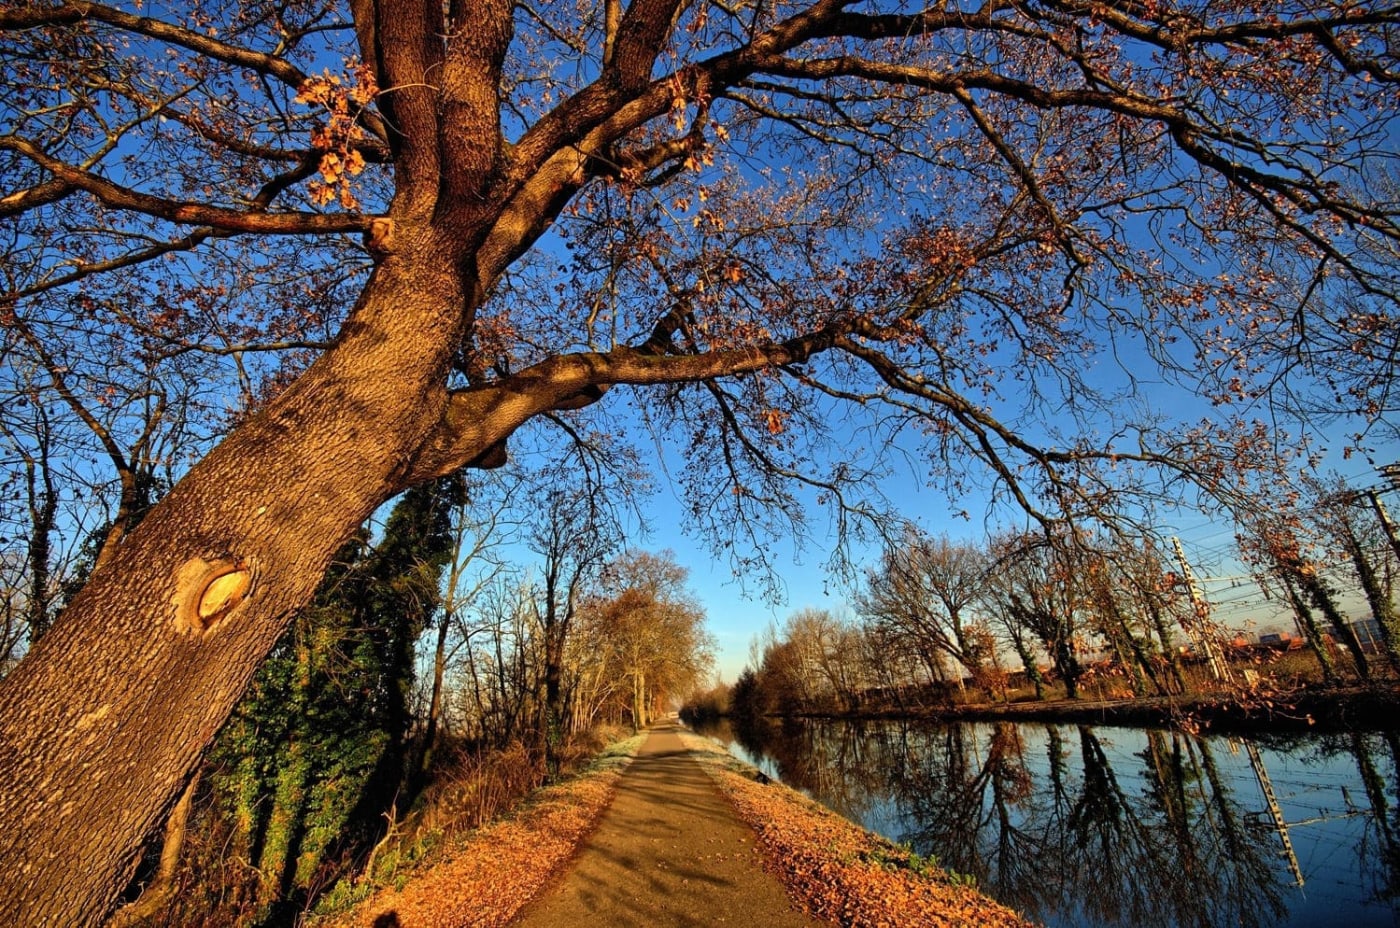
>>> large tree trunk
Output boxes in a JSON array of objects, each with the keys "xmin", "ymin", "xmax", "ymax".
[{"xmin": 0, "ymin": 233, "xmax": 482, "ymax": 925}]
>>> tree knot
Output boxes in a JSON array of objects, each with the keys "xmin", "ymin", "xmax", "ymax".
[
  {"xmin": 365, "ymin": 217, "xmax": 396, "ymax": 258},
  {"xmin": 172, "ymin": 557, "xmax": 254, "ymax": 634}
]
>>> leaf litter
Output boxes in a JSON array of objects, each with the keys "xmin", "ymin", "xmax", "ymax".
[{"xmin": 326, "ymin": 736, "xmax": 642, "ymax": 928}]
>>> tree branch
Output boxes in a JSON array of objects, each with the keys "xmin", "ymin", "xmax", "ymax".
[
  {"xmin": 606, "ymin": 0, "xmax": 688, "ymax": 92},
  {"xmin": 352, "ymin": 0, "xmax": 445, "ymax": 218},
  {"xmin": 0, "ymin": 2, "xmax": 310, "ymax": 88},
  {"xmin": 404, "ymin": 325, "xmax": 853, "ymax": 483},
  {"xmin": 0, "ymin": 136, "xmax": 372, "ymax": 235},
  {"xmin": 0, "ymin": 177, "xmax": 74, "ymax": 220},
  {"xmin": 439, "ymin": 0, "xmax": 513, "ymax": 209}
]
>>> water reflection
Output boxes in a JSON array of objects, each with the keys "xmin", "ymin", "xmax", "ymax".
[{"xmin": 697, "ymin": 717, "xmax": 1400, "ymax": 928}]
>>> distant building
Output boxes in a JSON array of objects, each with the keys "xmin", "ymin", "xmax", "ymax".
[{"xmin": 1258, "ymin": 631, "xmax": 1302, "ymax": 650}]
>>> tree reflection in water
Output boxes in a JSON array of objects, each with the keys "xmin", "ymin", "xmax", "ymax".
[
  {"xmin": 702, "ymin": 717, "xmax": 1400, "ymax": 928},
  {"xmin": 1340, "ymin": 729, "xmax": 1400, "ymax": 904}
]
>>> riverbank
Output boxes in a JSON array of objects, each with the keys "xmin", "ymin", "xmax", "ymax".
[{"xmin": 747, "ymin": 682, "xmax": 1400, "ymax": 733}]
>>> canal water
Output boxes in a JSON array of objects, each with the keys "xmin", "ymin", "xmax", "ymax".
[{"xmin": 691, "ymin": 716, "xmax": 1400, "ymax": 928}]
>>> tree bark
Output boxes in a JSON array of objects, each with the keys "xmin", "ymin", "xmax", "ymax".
[{"xmin": 0, "ymin": 228, "xmax": 486, "ymax": 924}]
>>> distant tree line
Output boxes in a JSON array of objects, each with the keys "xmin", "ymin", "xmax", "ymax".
[{"xmin": 721, "ymin": 481, "xmax": 1400, "ymax": 719}]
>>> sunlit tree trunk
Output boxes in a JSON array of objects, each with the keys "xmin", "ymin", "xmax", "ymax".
[
  {"xmin": 633, "ymin": 669, "xmax": 647, "ymax": 730},
  {"xmin": 0, "ymin": 246, "xmax": 481, "ymax": 923}
]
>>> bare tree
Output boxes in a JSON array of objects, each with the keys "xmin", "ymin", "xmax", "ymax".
[
  {"xmin": 857, "ymin": 527, "xmax": 991, "ymax": 695},
  {"xmin": 985, "ymin": 532, "xmax": 1088, "ymax": 699},
  {"xmin": 527, "ymin": 484, "xmax": 617, "ymax": 770},
  {"xmin": 456, "ymin": 573, "xmax": 540, "ymax": 748},
  {"xmin": 414, "ymin": 474, "xmax": 510, "ymax": 788}
]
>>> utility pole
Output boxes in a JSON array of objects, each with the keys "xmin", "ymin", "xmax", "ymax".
[
  {"xmin": 1368, "ymin": 490, "xmax": 1400, "ymax": 567},
  {"xmin": 1172, "ymin": 536, "xmax": 1231, "ymax": 684},
  {"xmin": 1243, "ymin": 740, "xmax": 1305, "ymax": 887}
]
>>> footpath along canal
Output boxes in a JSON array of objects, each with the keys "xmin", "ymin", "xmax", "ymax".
[
  {"xmin": 342, "ymin": 722, "xmax": 1034, "ymax": 927},
  {"xmin": 511, "ymin": 724, "xmax": 821, "ymax": 927}
]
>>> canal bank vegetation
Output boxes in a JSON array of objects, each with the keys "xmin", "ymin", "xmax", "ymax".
[{"xmin": 689, "ymin": 481, "xmax": 1400, "ymax": 732}]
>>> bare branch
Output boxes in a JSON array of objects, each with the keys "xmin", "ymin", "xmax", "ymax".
[
  {"xmin": 0, "ymin": 136, "xmax": 372, "ymax": 235},
  {"xmin": 0, "ymin": 2, "xmax": 311, "ymax": 88}
]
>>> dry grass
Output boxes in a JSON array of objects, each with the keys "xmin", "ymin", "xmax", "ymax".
[
  {"xmin": 411, "ymin": 740, "xmax": 544, "ymax": 842},
  {"xmin": 321, "ymin": 733, "xmax": 643, "ymax": 928}
]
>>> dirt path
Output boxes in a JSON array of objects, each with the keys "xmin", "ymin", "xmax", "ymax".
[{"xmin": 510, "ymin": 724, "xmax": 824, "ymax": 928}]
